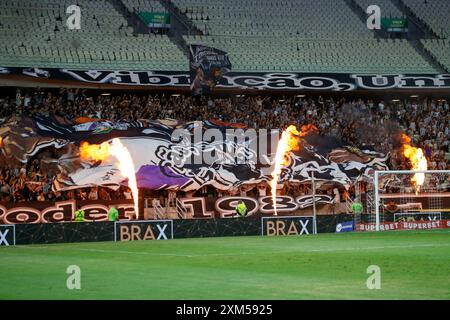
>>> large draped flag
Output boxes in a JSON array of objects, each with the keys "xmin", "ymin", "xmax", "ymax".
[
  {"xmin": 189, "ymin": 44, "xmax": 232, "ymax": 95},
  {"xmin": 0, "ymin": 116, "xmax": 389, "ymax": 192}
]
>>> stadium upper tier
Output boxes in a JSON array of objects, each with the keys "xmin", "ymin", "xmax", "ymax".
[
  {"xmin": 402, "ymin": 0, "xmax": 450, "ymax": 38},
  {"xmin": 177, "ymin": 0, "xmax": 373, "ymax": 38},
  {"xmin": 0, "ymin": 0, "xmax": 186, "ymax": 70},
  {"xmin": 122, "ymin": 0, "xmax": 167, "ymax": 13},
  {"xmin": 0, "ymin": 0, "xmax": 447, "ymax": 73},
  {"xmin": 422, "ymin": 39, "xmax": 450, "ymax": 71},
  {"xmin": 354, "ymin": 0, "xmax": 404, "ymax": 18},
  {"xmin": 184, "ymin": 36, "xmax": 435, "ymax": 73}
]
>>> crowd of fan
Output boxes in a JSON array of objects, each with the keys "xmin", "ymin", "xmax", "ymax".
[
  {"xmin": 0, "ymin": 88, "xmax": 448, "ymax": 203},
  {"xmin": 0, "ymin": 164, "xmax": 133, "ymax": 203}
]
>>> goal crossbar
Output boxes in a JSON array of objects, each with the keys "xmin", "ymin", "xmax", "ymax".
[{"xmin": 376, "ymin": 170, "xmax": 449, "ymax": 175}]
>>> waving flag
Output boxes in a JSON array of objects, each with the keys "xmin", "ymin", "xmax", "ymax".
[
  {"xmin": 0, "ymin": 116, "xmax": 389, "ymax": 192},
  {"xmin": 189, "ymin": 45, "xmax": 232, "ymax": 95}
]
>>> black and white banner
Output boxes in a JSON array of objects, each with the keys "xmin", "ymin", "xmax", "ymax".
[
  {"xmin": 0, "ymin": 116, "xmax": 389, "ymax": 193},
  {"xmin": 0, "ymin": 196, "xmax": 333, "ymax": 224},
  {"xmin": 1, "ymin": 67, "xmax": 449, "ymax": 91},
  {"xmin": 189, "ymin": 45, "xmax": 232, "ymax": 95}
]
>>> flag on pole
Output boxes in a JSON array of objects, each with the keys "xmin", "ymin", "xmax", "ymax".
[{"xmin": 189, "ymin": 44, "xmax": 232, "ymax": 95}]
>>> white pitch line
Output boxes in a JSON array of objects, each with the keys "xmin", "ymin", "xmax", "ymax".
[
  {"xmin": 77, "ymin": 248, "xmax": 196, "ymax": 257},
  {"xmin": 76, "ymin": 248, "xmax": 260, "ymax": 258},
  {"xmin": 16, "ymin": 246, "xmax": 49, "ymax": 249},
  {"xmin": 306, "ymin": 243, "xmax": 450, "ymax": 253},
  {"xmin": 71, "ymin": 243, "xmax": 450, "ymax": 258}
]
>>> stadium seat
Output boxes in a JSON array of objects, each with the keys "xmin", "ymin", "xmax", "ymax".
[
  {"xmin": 0, "ymin": 0, "xmax": 446, "ymax": 73},
  {"xmin": 0, "ymin": 0, "xmax": 186, "ymax": 70}
]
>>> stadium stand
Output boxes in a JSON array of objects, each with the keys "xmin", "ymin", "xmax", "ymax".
[
  {"xmin": 0, "ymin": 0, "xmax": 186, "ymax": 70},
  {"xmin": 177, "ymin": 0, "xmax": 438, "ymax": 73},
  {"xmin": 1, "ymin": 90, "xmax": 448, "ymax": 203},
  {"xmin": 401, "ymin": 0, "xmax": 450, "ymax": 38},
  {"xmin": 354, "ymin": 0, "xmax": 404, "ymax": 18},
  {"xmin": 184, "ymin": 36, "xmax": 435, "ymax": 73},
  {"xmin": 176, "ymin": 0, "xmax": 373, "ymax": 38},
  {"xmin": 421, "ymin": 39, "xmax": 450, "ymax": 71},
  {"xmin": 122, "ymin": 0, "xmax": 168, "ymax": 13},
  {"xmin": 0, "ymin": 0, "xmax": 448, "ymax": 73}
]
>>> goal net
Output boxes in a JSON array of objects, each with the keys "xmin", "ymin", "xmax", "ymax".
[{"xmin": 356, "ymin": 170, "xmax": 450, "ymax": 232}]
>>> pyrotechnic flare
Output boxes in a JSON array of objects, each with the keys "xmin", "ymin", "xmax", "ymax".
[
  {"xmin": 401, "ymin": 134, "xmax": 427, "ymax": 194},
  {"xmin": 270, "ymin": 125, "xmax": 317, "ymax": 215},
  {"xmin": 80, "ymin": 141, "xmax": 110, "ymax": 161},
  {"xmin": 79, "ymin": 138, "xmax": 139, "ymax": 218}
]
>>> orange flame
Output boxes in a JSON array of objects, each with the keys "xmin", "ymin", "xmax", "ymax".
[
  {"xmin": 80, "ymin": 141, "xmax": 110, "ymax": 161},
  {"xmin": 270, "ymin": 125, "xmax": 317, "ymax": 215},
  {"xmin": 401, "ymin": 134, "xmax": 427, "ymax": 194},
  {"xmin": 80, "ymin": 139, "xmax": 139, "ymax": 218}
]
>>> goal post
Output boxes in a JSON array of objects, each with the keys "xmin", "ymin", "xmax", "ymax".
[{"xmin": 372, "ymin": 170, "xmax": 450, "ymax": 231}]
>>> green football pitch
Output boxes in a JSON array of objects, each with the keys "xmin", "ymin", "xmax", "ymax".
[{"xmin": 0, "ymin": 230, "xmax": 449, "ymax": 300}]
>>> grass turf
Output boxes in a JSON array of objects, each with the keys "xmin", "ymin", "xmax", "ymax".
[{"xmin": 0, "ymin": 230, "xmax": 449, "ymax": 299}]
